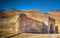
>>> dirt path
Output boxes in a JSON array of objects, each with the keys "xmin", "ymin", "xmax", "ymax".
[
  {"xmin": 24, "ymin": 34, "xmax": 60, "ymax": 38},
  {"xmin": 11, "ymin": 33, "xmax": 60, "ymax": 38}
]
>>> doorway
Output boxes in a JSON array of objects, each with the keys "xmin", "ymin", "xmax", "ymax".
[{"xmin": 50, "ymin": 24, "xmax": 54, "ymax": 33}]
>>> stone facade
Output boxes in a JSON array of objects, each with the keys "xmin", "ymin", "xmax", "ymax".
[
  {"xmin": 19, "ymin": 14, "xmax": 56, "ymax": 33},
  {"xmin": 43, "ymin": 15, "xmax": 56, "ymax": 33},
  {"xmin": 19, "ymin": 14, "xmax": 43, "ymax": 33}
]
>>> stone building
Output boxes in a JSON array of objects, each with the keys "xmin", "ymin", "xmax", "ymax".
[
  {"xmin": 0, "ymin": 10, "xmax": 57, "ymax": 34},
  {"xmin": 19, "ymin": 13, "xmax": 56, "ymax": 33},
  {"xmin": 19, "ymin": 14, "xmax": 44, "ymax": 33},
  {"xmin": 43, "ymin": 15, "xmax": 56, "ymax": 33}
]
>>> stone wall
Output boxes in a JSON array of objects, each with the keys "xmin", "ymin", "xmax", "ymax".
[{"xmin": 19, "ymin": 14, "xmax": 48, "ymax": 33}]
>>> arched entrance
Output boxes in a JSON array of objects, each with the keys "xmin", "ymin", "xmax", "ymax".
[{"xmin": 50, "ymin": 24, "xmax": 54, "ymax": 33}]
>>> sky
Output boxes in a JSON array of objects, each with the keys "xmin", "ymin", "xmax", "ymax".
[{"xmin": 0, "ymin": 0, "xmax": 60, "ymax": 12}]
